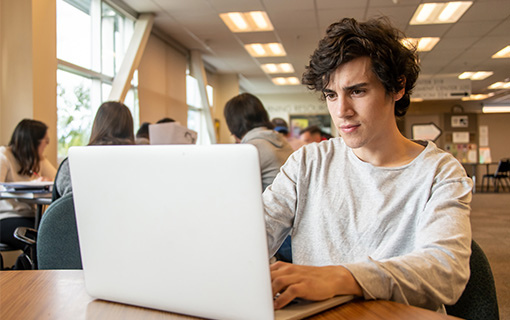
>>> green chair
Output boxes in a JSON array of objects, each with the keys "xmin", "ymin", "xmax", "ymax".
[
  {"xmin": 15, "ymin": 192, "xmax": 82, "ymax": 269},
  {"xmin": 445, "ymin": 240, "xmax": 499, "ymax": 320}
]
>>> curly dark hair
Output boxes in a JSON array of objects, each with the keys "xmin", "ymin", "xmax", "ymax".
[
  {"xmin": 224, "ymin": 93, "xmax": 273, "ymax": 139},
  {"xmin": 302, "ymin": 17, "xmax": 420, "ymax": 118}
]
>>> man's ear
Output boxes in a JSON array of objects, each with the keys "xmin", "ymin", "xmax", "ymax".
[{"xmin": 394, "ymin": 76, "xmax": 406, "ymax": 101}]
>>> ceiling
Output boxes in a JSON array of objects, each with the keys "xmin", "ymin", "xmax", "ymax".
[{"xmin": 119, "ymin": 0, "xmax": 510, "ymax": 102}]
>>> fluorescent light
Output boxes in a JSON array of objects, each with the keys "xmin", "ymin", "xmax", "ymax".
[
  {"xmin": 228, "ymin": 12, "xmax": 247, "ymax": 30},
  {"xmin": 492, "ymin": 45, "xmax": 510, "ymax": 58},
  {"xmin": 268, "ymin": 43, "xmax": 283, "ymax": 55},
  {"xmin": 261, "ymin": 63, "xmax": 295, "ymax": 74},
  {"xmin": 272, "ymin": 77, "xmax": 300, "ymax": 86},
  {"xmin": 416, "ymin": 3, "xmax": 437, "ymax": 22},
  {"xmin": 458, "ymin": 71, "xmax": 493, "ymax": 80},
  {"xmin": 410, "ymin": 1, "xmax": 472, "ymax": 25},
  {"xmin": 245, "ymin": 43, "xmax": 286, "ymax": 57},
  {"xmin": 462, "ymin": 93, "xmax": 494, "ymax": 101},
  {"xmin": 403, "ymin": 37, "xmax": 440, "ymax": 51},
  {"xmin": 249, "ymin": 11, "xmax": 268, "ymax": 29},
  {"xmin": 220, "ymin": 11, "xmax": 273, "ymax": 32},
  {"xmin": 488, "ymin": 81, "xmax": 510, "ymax": 90},
  {"xmin": 482, "ymin": 105, "xmax": 510, "ymax": 113}
]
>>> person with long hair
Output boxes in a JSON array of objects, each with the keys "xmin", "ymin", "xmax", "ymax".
[
  {"xmin": 53, "ymin": 101, "xmax": 135, "ymax": 199},
  {"xmin": 0, "ymin": 119, "xmax": 57, "ymax": 249}
]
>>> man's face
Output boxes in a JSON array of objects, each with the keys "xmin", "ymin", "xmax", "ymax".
[
  {"xmin": 323, "ymin": 56, "xmax": 403, "ymax": 154},
  {"xmin": 300, "ymin": 131, "xmax": 322, "ymax": 144}
]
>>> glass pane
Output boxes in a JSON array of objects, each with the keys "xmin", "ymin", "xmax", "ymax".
[
  {"xmin": 57, "ymin": 69, "xmax": 94, "ymax": 161},
  {"xmin": 57, "ymin": 0, "xmax": 92, "ymax": 69},
  {"xmin": 102, "ymin": 2, "xmax": 134, "ymax": 77}
]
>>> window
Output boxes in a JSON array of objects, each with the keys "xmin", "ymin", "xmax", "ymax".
[
  {"xmin": 186, "ymin": 75, "xmax": 214, "ymax": 144},
  {"xmin": 56, "ymin": 0, "xmax": 137, "ymax": 161}
]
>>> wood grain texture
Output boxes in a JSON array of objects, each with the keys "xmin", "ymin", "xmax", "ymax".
[{"xmin": 0, "ymin": 270, "xmax": 460, "ymax": 320}]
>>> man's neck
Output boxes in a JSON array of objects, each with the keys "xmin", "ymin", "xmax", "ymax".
[{"xmin": 352, "ymin": 133, "xmax": 425, "ymax": 167}]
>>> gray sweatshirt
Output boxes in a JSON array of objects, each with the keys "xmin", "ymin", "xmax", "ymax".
[
  {"xmin": 241, "ymin": 127, "xmax": 294, "ymax": 191},
  {"xmin": 263, "ymin": 138, "xmax": 473, "ymax": 311}
]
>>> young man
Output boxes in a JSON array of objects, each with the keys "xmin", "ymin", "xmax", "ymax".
[
  {"xmin": 299, "ymin": 125, "xmax": 324, "ymax": 144},
  {"xmin": 264, "ymin": 17, "xmax": 473, "ymax": 313}
]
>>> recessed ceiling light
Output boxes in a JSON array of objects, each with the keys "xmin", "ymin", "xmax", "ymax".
[
  {"xmin": 402, "ymin": 37, "xmax": 440, "ymax": 51},
  {"xmin": 461, "ymin": 93, "xmax": 494, "ymax": 101},
  {"xmin": 219, "ymin": 11, "xmax": 273, "ymax": 32},
  {"xmin": 487, "ymin": 81, "xmax": 510, "ymax": 90},
  {"xmin": 492, "ymin": 45, "xmax": 510, "ymax": 59},
  {"xmin": 272, "ymin": 77, "xmax": 300, "ymax": 86},
  {"xmin": 482, "ymin": 105, "xmax": 510, "ymax": 113},
  {"xmin": 410, "ymin": 1, "xmax": 473, "ymax": 25},
  {"xmin": 458, "ymin": 71, "xmax": 493, "ymax": 80},
  {"xmin": 261, "ymin": 63, "xmax": 295, "ymax": 74},
  {"xmin": 245, "ymin": 43, "xmax": 286, "ymax": 57}
]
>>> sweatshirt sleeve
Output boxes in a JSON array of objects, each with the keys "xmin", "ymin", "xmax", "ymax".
[{"xmin": 343, "ymin": 173, "xmax": 473, "ymax": 310}]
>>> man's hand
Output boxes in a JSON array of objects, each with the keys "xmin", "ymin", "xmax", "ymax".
[{"xmin": 270, "ymin": 261, "xmax": 363, "ymax": 309}]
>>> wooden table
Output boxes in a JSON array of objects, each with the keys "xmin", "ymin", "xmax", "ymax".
[{"xmin": 0, "ymin": 270, "xmax": 459, "ymax": 319}]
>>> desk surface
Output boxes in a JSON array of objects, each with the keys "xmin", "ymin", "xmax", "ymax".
[{"xmin": 0, "ymin": 270, "xmax": 459, "ymax": 320}]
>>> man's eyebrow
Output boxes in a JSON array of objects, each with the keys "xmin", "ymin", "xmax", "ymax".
[{"xmin": 343, "ymin": 82, "xmax": 369, "ymax": 91}]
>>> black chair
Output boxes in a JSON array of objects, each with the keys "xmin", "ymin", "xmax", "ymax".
[
  {"xmin": 445, "ymin": 240, "xmax": 499, "ymax": 320},
  {"xmin": 15, "ymin": 192, "xmax": 82, "ymax": 270},
  {"xmin": 481, "ymin": 159, "xmax": 510, "ymax": 192}
]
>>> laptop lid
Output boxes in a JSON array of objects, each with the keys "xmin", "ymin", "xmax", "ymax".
[{"xmin": 69, "ymin": 145, "xmax": 352, "ymax": 320}]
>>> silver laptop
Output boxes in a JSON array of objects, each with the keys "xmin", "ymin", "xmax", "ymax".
[{"xmin": 69, "ymin": 145, "xmax": 352, "ymax": 320}]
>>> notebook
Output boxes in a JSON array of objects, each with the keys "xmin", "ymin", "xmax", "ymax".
[{"xmin": 68, "ymin": 145, "xmax": 353, "ymax": 320}]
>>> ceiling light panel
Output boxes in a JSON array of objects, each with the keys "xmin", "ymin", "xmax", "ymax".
[
  {"xmin": 402, "ymin": 37, "xmax": 440, "ymax": 52},
  {"xmin": 410, "ymin": 1, "xmax": 473, "ymax": 25},
  {"xmin": 458, "ymin": 71, "xmax": 493, "ymax": 80},
  {"xmin": 245, "ymin": 43, "xmax": 286, "ymax": 57},
  {"xmin": 220, "ymin": 11, "xmax": 273, "ymax": 32},
  {"xmin": 272, "ymin": 77, "xmax": 300, "ymax": 86},
  {"xmin": 492, "ymin": 45, "xmax": 510, "ymax": 58},
  {"xmin": 488, "ymin": 81, "xmax": 510, "ymax": 90},
  {"xmin": 261, "ymin": 63, "xmax": 295, "ymax": 74}
]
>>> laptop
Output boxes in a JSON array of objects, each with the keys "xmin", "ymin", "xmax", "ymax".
[{"xmin": 68, "ymin": 145, "xmax": 353, "ymax": 320}]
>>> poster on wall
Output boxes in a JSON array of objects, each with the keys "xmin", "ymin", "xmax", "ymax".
[
  {"xmin": 289, "ymin": 114, "xmax": 331, "ymax": 138},
  {"xmin": 451, "ymin": 115, "xmax": 469, "ymax": 128},
  {"xmin": 479, "ymin": 125, "xmax": 489, "ymax": 147}
]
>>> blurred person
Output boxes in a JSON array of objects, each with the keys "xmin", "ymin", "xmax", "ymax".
[
  {"xmin": 224, "ymin": 93, "xmax": 293, "ymax": 191},
  {"xmin": 157, "ymin": 117, "xmax": 175, "ymax": 124},
  {"xmin": 271, "ymin": 118, "xmax": 305, "ymax": 151},
  {"xmin": 54, "ymin": 101, "xmax": 135, "ymax": 200},
  {"xmin": 299, "ymin": 125, "xmax": 325, "ymax": 144},
  {"xmin": 0, "ymin": 119, "xmax": 57, "ymax": 249},
  {"xmin": 135, "ymin": 122, "xmax": 151, "ymax": 145}
]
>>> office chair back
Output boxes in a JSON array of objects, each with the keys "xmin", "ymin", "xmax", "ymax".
[
  {"xmin": 37, "ymin": 192, "xmax": 82, "ymax": 269},
  {"xmin": 445, "ymin": 240, "xmax": 499, "ymax": 320}
]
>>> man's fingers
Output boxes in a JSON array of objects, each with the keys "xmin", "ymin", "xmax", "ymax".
[{"xmin": 273, "ymin": 283, "xmax": 306, "ymax": 310}]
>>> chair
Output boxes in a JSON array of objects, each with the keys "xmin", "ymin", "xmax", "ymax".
[
  {"xmin": 15, "ymin": 192, "xmax": 82, "ymax": 270},
  {"xmin": 445, "ymin": 240, "xmax": 499, "ymax": 320},
  {"xmin": 481, "ymin": 159, "xmax": 510, "ymax": 192},
  {"xmin": 0, "ymin": 243, "xmax": 18, "ymax": 269}
]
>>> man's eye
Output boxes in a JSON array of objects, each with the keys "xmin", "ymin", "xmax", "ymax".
[
  {"xmin": 324, "ymin": 92, "xmax": 336, "ymax": 99},
  {"xmin": 352, "ymin": 89, "xmax": 365, "ymax": 96}
]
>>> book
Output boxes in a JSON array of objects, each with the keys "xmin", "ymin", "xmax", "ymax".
[
  {"xmin": 0, "ymin": 181, "xmax": 53, "ymax": 192},
  {"xmin": 0, "ymin": 190, "xmax": 52, "ymax": 199}
]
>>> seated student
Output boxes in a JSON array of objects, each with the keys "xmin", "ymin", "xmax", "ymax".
[
  {"xmin": 271, "ymin": 118, "xmax": 305, "ymax": 151},
  {"xmin": 224, "ymin": 93, "xmax": 294, "ymax": 192},
  {"xmin": 135, "ymin": 122, "xmax": 151, "ymax": 145},
  {"xmin": 54, "ymin": 101, "xmax": 135, "ymax": 200},
  {"xmin": 0, "ymin": 119, "xmax": 57, "ymax": 249},
  {"xmin": 299, "ymin": 125, "xmax": 325, "ymax": 144},
  {"xmin": 265, "ymin": 17, "xmax": 473, "ymax": 313}
]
